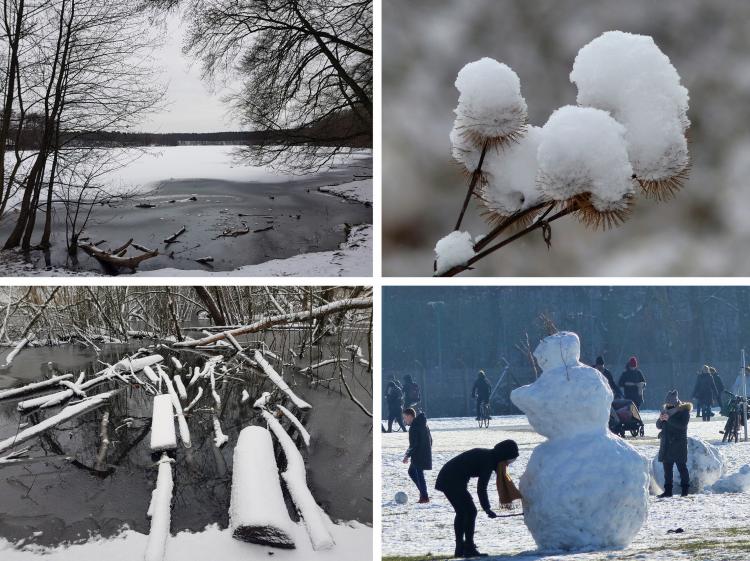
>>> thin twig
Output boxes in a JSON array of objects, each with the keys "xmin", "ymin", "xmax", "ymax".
[{"xmin": 454, "ymin": 140, "xmax": 489, "ymax": 231}]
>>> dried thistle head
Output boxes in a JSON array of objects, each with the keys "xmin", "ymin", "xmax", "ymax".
[{"xmin": 568, "ymin": 192, "xmax": 635, "ymax": 230}]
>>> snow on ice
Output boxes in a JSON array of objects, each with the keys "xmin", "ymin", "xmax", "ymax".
[
  {"xmin": 434, "ymin": 230, "xmax": 474, "ymax": 274},
  {"xmin": 510, "ymin": 332, "xmax": 649, "ymax": 550}
]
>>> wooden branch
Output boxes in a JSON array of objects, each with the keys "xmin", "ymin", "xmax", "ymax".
[
  {"xmin": 80, "ymin": 243, "xmax": 158, "ymax": 270},
  {"xmin": 164, "ymin": 226, "xmax": 186, "ymax": 244}
]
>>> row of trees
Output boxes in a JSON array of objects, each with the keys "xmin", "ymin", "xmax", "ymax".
[{"xmin": 0, "ymin": 0, "xmax": 163, "ymax": 251}]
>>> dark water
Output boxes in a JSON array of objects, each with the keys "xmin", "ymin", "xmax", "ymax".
[
  {"xmin": 0, "ymin": 158, "xmax": 372, "ymax": 274},
  {"xmin": 0, "ymin": 337, "xmax": 372, "ymax": 547}
]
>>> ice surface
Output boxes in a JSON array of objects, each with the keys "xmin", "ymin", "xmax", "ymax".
[
  {"xmin": 711, "ymin": 464, "xmax": 750, "ymax": 493},
  {"xmin": 480, "ymin": 126, "xmax": 544, "ymax": 216},
  {"xmin": 538, "ymin": 106, "xmax": 634, "ymax": 212},
  {"xmin": 150, "ymin": 394, "xmax": 177, "ymax": 452},
  {"xmin": 434, "ymin": 230, "xmax": 474, "ymax": 275},
  {"xmin": 229, "ymin": 426, "xmax": 295, "ymax": 548},
  {"xmin": 511, "ymin": 331, "xmax": 649, "ymax": 550},
  {"xmin": 454, "ymin": 58, "xmax": 527, "ymax": 145},
  {"xmin": 651, "ymin": 436, "xmax": 725, "ymax": 493},
  {"xmin": 571, "ymin": 31, "xmax": 689, "ymax": 182}
]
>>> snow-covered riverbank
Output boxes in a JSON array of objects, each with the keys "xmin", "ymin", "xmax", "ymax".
[{"xmin": 382, "ymin": 412, "xmax": 750, "ymax": 561}]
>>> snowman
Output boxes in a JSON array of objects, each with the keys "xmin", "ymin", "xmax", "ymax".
[{"xmin": 510, "ymin": 331, "xmax": 650, "ymax": 550}]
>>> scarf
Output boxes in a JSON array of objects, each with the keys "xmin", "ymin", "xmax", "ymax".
[{"xmin": 497, "ymin": 462, "xmax": 522, "ymax": 507}]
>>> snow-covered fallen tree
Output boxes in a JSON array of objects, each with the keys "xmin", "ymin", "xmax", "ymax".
[
  {"xmin": 150, "ymin": 394, "xmax": 177, "ymax": 452},
  {"xmin": 0, "ymin": 373, "xmax": 74, "ymax": 401},
  {"xmin": 254, "ymin": 351, "xmax": 311, "ymax": 410},
  {"xmin": 229, "ymin": 426, "xmax": 295, "ymax": 549},
  {"xmin": 144, "ymin": 453, "xmax": 175, "ymax": 561}
]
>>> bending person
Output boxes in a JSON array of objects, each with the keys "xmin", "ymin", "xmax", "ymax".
[{"xmin": 435, "ymin": 440, "xmax": 520, "ymax": 558}]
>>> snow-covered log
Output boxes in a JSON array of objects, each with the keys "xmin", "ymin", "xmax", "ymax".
[
  {"xmin": 80, "ymin": 242, "xmax": 158, "ymax": 270},
  {"xmin": 0, "ymin": 373, "xmax": 73, "ymax": 401},
  {"xmin": 150, "ymin": 394, "xmax": 177, "ymax": 452},
  {"xmin": 183, "ymin": 388, "xmax": 203, "ymax": 412},
  {"xmin": 114, "ymin": 354, "xmax": 164, "ymax": 373},
  {"xmin": 142, "ymin": 365, "xmax": 160, "ymax": 384},
  {"xmin": 255, "ymin": 352, "xmax": 311, "ymax": 410},
  {"xmin": 0, "ymin": 391, "xmax": 118, "ymax": 454},
  {"xmin": 144, "ymin": 453, "xmax": 174, "ymax": 561},
  {"xmin": 173, "ymin": 297, "xmax": 372, "ymax": 348},
  {"xmin": 229, "ymin": 426, "xmax": 295, "ymax": 549},
  {"xmin": 159, "ymin": 369, "xmax": 191, "ymax": 448},
  {"xmin": 261, "ymin": 410, "xmax": 334, "ymax": 550},
  {"xmin": 170, "ymin": 357, "xmax": 183, "ymax": 370},
  {"xmin": 276, "ymin": 404, "xmax": 311, "ymax": 447},
  {"xmin": 253, "ymin": 391, "xmax": 271, "ymax": 409},
  {"xmin": 212, "ymin": 413, "xmax": 228, "ymax": 448},
  {"xmin": 173, "ymin": 375, "xmax": 187, "ymax": 402},
  {"xmin": 2, "ymin": 337, "xmax": 29, "ymax": 367},
  {"xmin": 299, "ymin": 358, "xmax": 339, "ymax": 375}
]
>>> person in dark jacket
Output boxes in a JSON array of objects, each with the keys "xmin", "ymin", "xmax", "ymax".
[
  {"xmin": 594, "ymin": 356, "xmax": 622, "ymax": 399},
  {"xmin": 710, "ymin": 366, "xmax": 726, "ymax": 408},
  {"xmin": 618, "ymin": 356, "xmax": 646, "ymax": 408},
  {"xmin": 385, "ymin": 377, "xmax": 405, "ymax": 432},
  {"xmin": 656, "ymin": 390, "xmax": 692, "ymax": 497},
  {"xmin": 471, "ymin": 370, "xmax": 492, "ymax": 420},
  {"xmin": 435, "ymin": 440, "xmax": 520, "ymax": 558},
  {"xmin": 403, "ymin": 374, "xmax": 421, "ymax": 409},
  {"xmin": 402, "ymin": 407, "xmax": 432, "ymax": 503},
  {"xmin": 692, "ymin": 365, "xmax": 718, "ymax": 421}
]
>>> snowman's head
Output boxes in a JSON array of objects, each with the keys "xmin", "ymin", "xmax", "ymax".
[{"xmin": 511, "ymin": 331, "xmax": 613, "ymax": 439}]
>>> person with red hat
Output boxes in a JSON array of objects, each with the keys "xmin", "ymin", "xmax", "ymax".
[{"xmin": 618, "ymin": 356, "xmax": 647, "ymax": 408}]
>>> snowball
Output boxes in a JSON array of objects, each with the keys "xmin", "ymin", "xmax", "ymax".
[
  {"xmin": 711, "ymin": 464, "xmax": 750, "ymax": 494},
  {"xmin": 511, "ymin": 331, "xmax": 649, "ymax": 550},
  {"xmin": 434, "ymin": 231, "xmax": 474, "ymax": 274},
  {"xmin": 453, "ymin": 57, "xmax": 527, "ymax": 146},
  {"xmin": 538, "ymin": 106, "xmax": 634, "ymax": 211},
  {"xmin": 570, "ymin": 31, "xmax": 689, "ymax": 181},
  {"xmin": 651, "ymin": 437, "xmax": 725, "ymax": 493},
  {"xmin": 480, "ymin": 126, "xmax": 545, "ymax": 215}
]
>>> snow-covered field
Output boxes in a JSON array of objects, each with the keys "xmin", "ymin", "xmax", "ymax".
[
  {"xmin": 0, "ymin": 520, "xmax": 371, "ymax": 561},
  {"xmin": 382, "ymin": 412, "xmax": 750, "ymax": 560}
]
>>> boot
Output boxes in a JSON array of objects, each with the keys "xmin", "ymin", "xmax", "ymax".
[
  {"xmin": 418, "ymin": 496, "xmax": 430, "ymax": 504},
  {"xmin": 658, "ymin": 484, "xmax": 673, "ymax": 498},
  {"xmin": 463, "ymin": 542, "xmax": 488, "ymax": 558},
  {"xmin": 681, "ymin": 484, "xmax": 690, "ymax": 497}
]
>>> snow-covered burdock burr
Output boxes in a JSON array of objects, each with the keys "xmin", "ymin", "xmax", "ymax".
[
  {"xmin": 511, "ymin": 332, "xmax": 649, "ymax": 550},
  {"xmin": 434, "ymin": 230, "xmax": 475, "ymax": 275},
  {"xmin": 571, "ymin": 31, "xmax": 690, "ymax": 199},
  {"xmin": 229, "ymin": 426, "xmax": 295, "ymax": 549}
]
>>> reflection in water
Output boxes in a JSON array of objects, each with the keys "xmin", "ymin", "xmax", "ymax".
[{"xmin": 0, "ymin": 331, "xmax": 372, "ymax": 548}]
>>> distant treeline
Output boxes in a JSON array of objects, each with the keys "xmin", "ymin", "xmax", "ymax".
[{"xmin": 2, "ymin": 109, "xmax": 371, "ymax": 150}]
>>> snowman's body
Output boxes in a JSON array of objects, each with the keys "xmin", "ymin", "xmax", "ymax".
[{"xmin": 511, "ymin": 332, "xmax": 649, "ymax": 550}]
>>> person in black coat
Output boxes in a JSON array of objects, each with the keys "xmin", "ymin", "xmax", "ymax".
[
  {"xmin": 385, "ymin": 377, "xmax": 405, "ymax": 432},
  {"xmin": 709, "ymin": 366, "xmax": 725, "ymax": 407},
  {"xmin": 594, "ymin": 356, "xmax": 622, "ymax": 399},
  {"xmin": 471, "ymin": 370, "xmax": 492, "ymax": 420},
  {"xmin": 402, "ymin": 408, "xmax": 432, "ymax": 503},
  {"xmin": 435, "ymin": 440, "xmax": 520, "ymax": 558},
  {"xmin": 618, "ymin": 356, "xmax": 646, "ymax": 408},
  {"xmin": 402, "ymin": 374, "xmax": 421, "ymax": 409},
  {"xmin": 656, "ymin": 390, "xmax": 692, "ymax": 497},
  {"xmin": 692, "ymin": 365, "xmax": 718, "ymax": 421}
]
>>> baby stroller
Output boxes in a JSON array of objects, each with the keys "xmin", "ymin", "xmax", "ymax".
[{"xmin": 609, "ymin": 398, "xmax": 645, "ymax": 438}]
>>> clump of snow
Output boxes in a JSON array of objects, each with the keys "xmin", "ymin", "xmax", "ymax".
[
  {"xmin": 538, "ymin": 106, "xmax": 634, "ymax": 211},
  {"xmin": 453, "ymin": 57, "xmax": 527, "ymax": 146},
  {"xmin": 651, "ymin": 436, "xmax": 725, "ymax": 493},
  {"xmin": 149, "ymin": 394, "xmax": 177, "ymax": 452},
  {"xmin": 479, "ymin": 126, "xmax": 544, "ymax": 216},
  {"xmin": 511, "ymin": 331, "xmax": 649, "ymax": 550},
  {"xmin": 711, "ymin": 464, "xmax": 750, "ymax": 494},
  {"xmin": 434, "ymin": 231, "xmax": 474, "ymax": 274},
  {"xmin": 571, "ymin": 31, "xmax": 689, "ymax": 182}
]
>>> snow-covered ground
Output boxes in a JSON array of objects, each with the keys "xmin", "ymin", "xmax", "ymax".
[
  {"xmin": 319, "ymin": 178, "xmax": 373, "ymax": 205},
  {"xmin": 382, "ymin": 411, "xmax": 750, "ymax": 560},
  {"xmin": 0, "ymin": 520, "xmax": 371, "ymax": 561}
]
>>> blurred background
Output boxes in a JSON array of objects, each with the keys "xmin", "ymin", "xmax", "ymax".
[{"xmin": 383, "ymin": 0, "xmax": 750, "ymax": 276}]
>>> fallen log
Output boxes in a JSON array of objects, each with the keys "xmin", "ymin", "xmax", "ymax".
[
  {"xmin": 80, "ymin": 243, "xmax": 158, "ymax": 270},
  {"xmin": 212, "ymin": 412, "xmax": 228, "ymax": 448},
  {"xmin": 144, "ymin": 453, "xmax": 174, "ymax": 561},
  {"xmin": 0, "ymin": 391, "xmax": 119, "ymax": 455},
  {"xmin": 217, "ymin": 224, "xmax": 250, "ymax": 238},
  {"xmin": 2, "ymin": 337, "xmax": 29, "ymax": 368},
  {"xmin": 173, "ymin": 298, "xmax": 372, "ymax": 348},
  {"xmin": 150, "ymin": 394, "xmax": 177, "ymax": 452},
  {"xmin": 253, "ymin": 226, "xmax": 273, "ymax": 233},
  {"xmin": 164, "ymin": 226, "xmax": 186, "ymax": 244},
  {"xmin": 254, "ymin": 352, "xmax": 311, "ymax": 410},
  {"xmin": 229, "ymin": 426, "xmax": 295, "ymax": 549},
  {"xmin": 183, "ymin": 387, "xmax": 203, "ymax": 412},
  {"xmin": 0, "ymin": 373, "xmax": 73, "ymax": 401},
  {"xmin": 159, "ymin": 367, "xmax": 191, "ymax": 448},
  {"xmin": 276, "ymin": 404, "xmax": 311, "ymax": 447},
  {"xmin": 262, "ymin": 410, "xmax": 334, "ymax": 550}
]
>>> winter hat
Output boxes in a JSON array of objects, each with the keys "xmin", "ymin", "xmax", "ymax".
[
  {"xmin": 493, "ymin": 440, "xmax": 519, "ymax": 461},
  {"xmin": 627, "ymin": 356, "xmax": 638, "ymax": 368},
  {"xmin": 595, "ymin": 356, "xmax": 605, "ymax": 366},
  {"xmin": 701, "ymin": 364, "xmax": 711, "ymax": 374},
  {"xmin": 664, "ymin": 389, "xmax": 680, "ymax": 406}
]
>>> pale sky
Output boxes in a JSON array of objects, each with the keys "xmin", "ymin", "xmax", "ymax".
[{"xmin": 136, "ymin": 14, "xmax": 245, "ymax": 133}]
